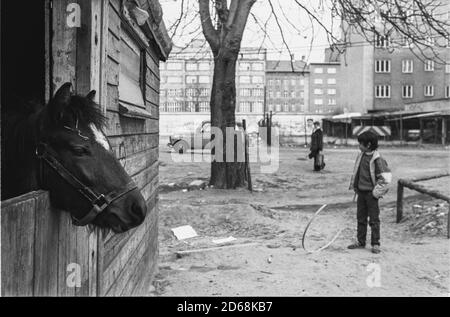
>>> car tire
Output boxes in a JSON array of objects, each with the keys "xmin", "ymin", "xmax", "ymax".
[{"xmin": 174, "ymin": 140, "xmax": 189, "ymax": 154}]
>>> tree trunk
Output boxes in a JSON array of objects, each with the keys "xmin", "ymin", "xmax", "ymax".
[{"xmin": 209, "ymin": 52, "xmax": 247, "ymax": 189}]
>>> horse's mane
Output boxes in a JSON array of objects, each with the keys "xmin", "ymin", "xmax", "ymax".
[{"xmin": 55, "ymin": 95, "xmax": 106, "ymax": 129}]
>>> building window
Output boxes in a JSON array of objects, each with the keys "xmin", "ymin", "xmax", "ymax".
[
  {"xmin": 314, "ymin": 68, "xmax": 323, "ymax": 74},
  {"xmin": 314, "ymin": 78, "xmax": 323, "ymax": 85},
  {"xmin": 276, "ymin": 79, "xmax": 281, "ymax": 85},
  {"xmin": 199, "ymin": 62, "xmax": 209, "ymax": 70},
  {"xmin": 239, "ymin": 62, "xmax": 251, "ymax": 71},
  {"xmin": 268, "ymin": 79, "xmax": 274, "ymax": 86},
  {"xmin": 291, "ymin": 105, "xmax": 297, "ymax": 112},
  {"xmin": 252, "ymin": 76, "xmax": 264, "ymax": 84},
  {"xmin": 167, "ymin": 76, "xmax": 182, "ymax": 83},
  {"xmin": 268, "ymin": 90, "xmax": 273, "ymax": 98},
  {"xmin": 167, "ymin": 62, "xmax": 182, "ymax": 70},
  {"xmin": 199, "ymin": 102, "xmax": 209, "ymax": 112},
  {"xmin": 291, "ymin": 91, "xmax": 296, "ymax": 98},
  {"xmin": 327, "ymin": 67, "xmax": 337, "ymax": 74},
  {"xmin": 375, "ymin": 85, "xmax": 391, "ymax": 98},
  {"xmin": 276, "ymin": 91, "xmax": 281, "ymax": 98},
  {"xmin": 186, "ymin": 62, "xmax": 197, "ymax": 71},
  {"xmin": 199, "ymin": 76, "xmax": 210, "ymax": 83},
  {"xmin": 402, "ymin": 85, "xmax": 413, "ymax": 98},
  {"xmin": 314, "ymin": 99, "xmax": 323, "ymax": 105},
  {"xmin": 375, "ymin": 60, "xmax": 391, "ymax": 73},
  {"xmin": 240, "ymin": 88, "xmax": 251, "ymax": 97},
  {"xmin": 300, "ymin": 91, "xmax": 304, "ymax": 98},
  {"xmin": 424, "ymin": 85, "xmax": 434, "ymax": 97},
  {"xmin": 283, "ymin": 90, "xmax": 289, "ymax": 97},
  {"xmin": 275, "ymin": 104, "xmax": 281, "ymax": 112},
  {"xmin": 314, "ymin": 89, "xmax": 323, "ymax": 95},
  {"xmin": 239, "ymin": 102, "xmax": 251, "ymax": 112},
  {"xmin": 375, "ymin": 35, "xmax": 390, "ymax": 48},
  {"xmin": 253, "ymin": 102, "xmax": 263, "ymax": 113},
  {"xmin": 327, "ymin": 88, "xmax": 336, "ymax": 95},
  {"xmin": 445, "ymin": 63, "xmax": 450, "ymax": 73},
  {"xmin": 327, "ymin": 78, "xmax": 336, "ymax": 85},
  {"xmin": 283, "ymin": 103, "xmax": 289, "ymax": 112},
  {"xmin": 402, "ymin": 60, "xmax": 413, "ymax": 73},
  {"xmin": 186, "ymin": 76, "xmax": 197, "ymax": 84},
  {"xmin": 328, "ymin": 98, "xmax": 336, "ymax": 105},
  {"xmin": 252, "ymin": 63, "xmax": 264, "ymax": 71},
  {"xmin": 400, "ymin": 36, "xmax": 410, "ymax": 47},
  {"xmin": 446, "ymin": 86, "xmax": 450, "ymax": 98},
  {"xmin": 300, "ymin": 79, "xmax": 305, "ymax": 85},
  {"xmin": 252, "ymin": 88, "xmax": 263, "ymax": 97},
  {"xmin": 240, "ymin": 76, "xmax": 251, "ymax": 83},
  {"xmin": 291, "ymin": 79, "xmax": 296, "ymax": 85},
  {"xmin": 424, "ymin": 60, "xmax": 434, "ymax": 71}
]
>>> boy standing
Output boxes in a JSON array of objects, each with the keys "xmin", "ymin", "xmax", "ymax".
[{"xmin": 348, "ymin": 131, "xmax": 392, "ymax": 254}]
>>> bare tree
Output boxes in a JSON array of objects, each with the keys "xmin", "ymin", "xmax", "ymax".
[{"xmin": 165, "ymin": 0, "xmax": 450, "ymax": 189}]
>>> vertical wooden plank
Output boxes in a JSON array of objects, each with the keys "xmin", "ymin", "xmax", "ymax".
[
  {"xmin": 44, "ymin": 0, "xmax": 51, "ymax": 102},
  {"xmin": 57, "ymin": 214, "xmax": 76, "ymax": 296},
  {"xmin": 52, "ymin": 0, "xmax": 77, "ymax": 90},
  {"xmin": 100, "ymin": 0, "xmax": 110, "ymax": 114},
  {"xmin": 396, "ymin": 182, "xmax": 404, "ymax": 223},
  {"xmin": 1, "ymin": 194, "xmax": 37, "ymax": 296},
  {"xmin": 33, "ymin": 192, "xmax": 59, "ymax": 296}
]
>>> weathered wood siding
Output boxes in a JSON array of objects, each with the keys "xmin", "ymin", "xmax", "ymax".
[
  {"xmin": 1, "ymin": 191, "xmax": 99, "ymax": 296},
  {"xmin": 100, "ymin": 0, "xmax": 159, "ymax": 296}
]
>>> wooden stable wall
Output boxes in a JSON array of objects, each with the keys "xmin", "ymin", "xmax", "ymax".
[
  {"xmin": 1, "ymin": 0, "xmax": 166, "ymax": 296},
  {"xmin": 100, "ymin": 0, "xmax": 160, "ymax": 296}
]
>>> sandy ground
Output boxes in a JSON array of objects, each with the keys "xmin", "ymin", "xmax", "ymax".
[{"xmin": 153, "ymin": 145, "xmax": 450, "ymax": 296}]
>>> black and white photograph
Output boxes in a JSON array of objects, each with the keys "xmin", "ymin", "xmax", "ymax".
[{"xmin": 1, "ymin": 0, "xmax": 449, "ymax": 300}]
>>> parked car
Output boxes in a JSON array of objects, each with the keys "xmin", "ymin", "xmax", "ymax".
[{"xmin": 168, "ymin": 121, "xmax": 247, "ymax": 153}]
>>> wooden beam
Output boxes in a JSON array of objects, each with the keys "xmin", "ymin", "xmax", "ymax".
[{"xmin": 396, "ymin": 181, "xmax": 404, "ymax": 223}]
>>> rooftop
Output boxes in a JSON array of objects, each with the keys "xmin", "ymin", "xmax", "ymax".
[{"xmin": 266, "ymin": 60, "xmax": 309, "ymax": 73}]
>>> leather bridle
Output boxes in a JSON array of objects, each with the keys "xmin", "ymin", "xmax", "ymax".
[{"xmin": 35, "ymin": 142, "xmax": 138, "ymax": 226}]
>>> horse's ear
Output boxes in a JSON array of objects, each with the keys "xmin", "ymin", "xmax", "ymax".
[
  {"xmin": 86, "ymin": 90, "xmax": 96, "ymax": 101},
  {"xmin": 52, "ymin": 82, "xmax": 72, "ymax": 106}
]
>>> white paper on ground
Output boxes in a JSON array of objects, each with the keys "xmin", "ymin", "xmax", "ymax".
[
  {"xmin": 171, "ymin": 225, "xmax": 198, "ymax": 240},
  {"xmin": 212, "ymin": 236, "xmax": 237, "ymax": 244}
]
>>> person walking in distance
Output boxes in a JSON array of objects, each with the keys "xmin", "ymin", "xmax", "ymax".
[{"xmin": 308, "ymin": 121, "xmax": 325, "ymax": 171}]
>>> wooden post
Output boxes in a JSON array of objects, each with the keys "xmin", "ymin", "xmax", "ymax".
[
  {"xmin": 442, "ymin": 117, "xmax": 447, "ymax": 146},
  {"xmin": 399, "ymin": 114, "xmax": 403, "ymax": 145},
  {"xmin": 448, "ymin": 204, "xmax": 450, "ymax": 239},
  {"xmin": 242, "ymin": 119, "xmax": 252, "ymax": 192},
  {"xmin": 396, "ymin": 181, "xmax": 404, "ymax": 223},
  {"xmin": 419, "ymin": 118, "xmax": 424, "ymax": 144}
]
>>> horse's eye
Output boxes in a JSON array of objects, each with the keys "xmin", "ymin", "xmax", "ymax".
[{"xmin": 71, "ymin": 146, "xmax": 90, "ymax": 156}]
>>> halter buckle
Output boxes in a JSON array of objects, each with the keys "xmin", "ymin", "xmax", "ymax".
[{"xmin": 94, "ymin": 194, "xmax": 109, "ymax": 211}]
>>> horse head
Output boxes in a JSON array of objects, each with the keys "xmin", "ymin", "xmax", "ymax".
[{"xmin": 37, "ymin": 82, "xmax": 147, "ymax": 233}]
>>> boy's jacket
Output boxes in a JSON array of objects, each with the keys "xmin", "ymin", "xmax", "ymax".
[{"xmin": 349, "ymin": 150, "xmax": 392, "ymax": 199}]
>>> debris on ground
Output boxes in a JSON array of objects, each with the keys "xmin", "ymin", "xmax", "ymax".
[
  {"xmin": 188, "ymin": 180, "xmax": 207, "ymax": 190},
  {"xmin": 212, "ymin": 236, "xmax": 237, "ymax": 244},
  {"xmin": 409, "ymin": 202, "xmax": 448, "ymax": 236},
  {"xmin": 171, "ymin": 225, "xmax": 198, "ymax": 240}
]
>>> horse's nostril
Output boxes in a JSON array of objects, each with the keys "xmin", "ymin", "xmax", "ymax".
[{"xmin": 131, "ymin": 196, "xmax": 147, "ymax": 224}]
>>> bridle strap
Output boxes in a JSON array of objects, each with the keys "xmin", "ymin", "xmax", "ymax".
[{"xmin": 36, "ymin": 142, "xmax": 138, "ymax": 226}]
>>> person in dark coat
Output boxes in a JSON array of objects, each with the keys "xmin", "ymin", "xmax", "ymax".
[{"xmin": 308, "ymin": 121, "xmax": 325, "ymax": 171}]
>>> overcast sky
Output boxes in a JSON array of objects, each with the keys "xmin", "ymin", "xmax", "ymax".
[{"xmin": 159, "ymin": 0, "xmax": 340, "ymax": 63}]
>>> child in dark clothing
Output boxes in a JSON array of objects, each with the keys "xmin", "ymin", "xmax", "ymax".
[{"xmin": 348, "ymin": 131, "xmax": 392, "ymax": 254}]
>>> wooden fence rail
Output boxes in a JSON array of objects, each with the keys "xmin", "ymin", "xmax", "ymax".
[{"xmin": 396, "ymin": 172, "xmax": 450, "ymax": 238}]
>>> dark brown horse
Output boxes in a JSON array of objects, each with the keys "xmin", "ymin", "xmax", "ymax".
[{"xmin": 1, "ymin": 82, "xmax": 147, "ymax": 233}]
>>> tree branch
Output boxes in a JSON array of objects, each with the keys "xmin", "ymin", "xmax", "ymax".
[{"xmin": 199, "ymin": 0, "xmax": 219, "ymax": 52}]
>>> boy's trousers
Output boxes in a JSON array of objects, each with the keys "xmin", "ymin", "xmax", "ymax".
[{"xmin": 356, "ymin": 190, "xmax": 380, "ymax": 246}]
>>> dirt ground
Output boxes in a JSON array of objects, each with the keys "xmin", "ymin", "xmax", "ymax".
[{"xmin": 153, "ymin": 145, "xmax": 450, "ymax": 297}]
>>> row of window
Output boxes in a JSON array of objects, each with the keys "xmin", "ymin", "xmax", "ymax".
[
  {"xmin": 313, "ymin": 67, "xmax": 337, "ymax": 74},
  {"xmin": 162, "ymin": 61, "xmax": 264, "ymax": 72},
  {"xmin": 375, "ymin": 59, "xmax": 450, "ymax": 73},
  {"xmin": 267, "ymin": 104, "xmax": 305, "ymax": 112},
  {"xmin": 161, "ymin": 88, "xmax": 210, "ymax": 97},
  {"xmin": 239, "ymin": 76, "xmax": 264, "ymax": 84},
  {"xmin": 268, "ymin": 90, "xmax": 304, "ymax": 98},
  {"xmin": 314, "ymin": 88, "xmax": 337, "ymax": 95},
  {"xmin": 375, "ymin": 34, "xmax": 450, "ymax": 48},
  {"xmin": 162, "ymin": 102, "xmax": 210, "ymax": 112},
  {"xmin": 375, "ymin": 85, "xmax": 450, "ymax": 98},
  {"xmin": 237, "ymin": 102, "xmax": 263, "ymax": 113},
  {"xmin": 163, "ymin": 75, "xmax": 211, "ymax": 84},
  {"xmin": 313, "ymin": 78, "xmax": 337, "ymax": 85},
  {"xmin": 268, "ymin": 78, "xmax": 305, "ymax": 86},
  {"xmin": 239, "ymin": 88, "xmax": 264, "ymax": 97},
  {"xmin": 313, "ymin": 98, "xmax": 337, "ymax": 106}
]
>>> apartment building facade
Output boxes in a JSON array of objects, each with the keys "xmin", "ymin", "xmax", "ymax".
[
  {"xmin": 340, "ymin": 5, "xmax": 450, "ymax": 113},
  {"xmin": 308, "ymin": 62, "xmax": 341, "ymax": 114},
  {"xmin": 265, "ymin": 60, "xmax": 309, "ymax": 113}
]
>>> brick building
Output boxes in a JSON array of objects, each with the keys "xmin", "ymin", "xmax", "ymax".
[{"xmin": 265, "ymin": 60, "xmax": 309, "ymax": 113}]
